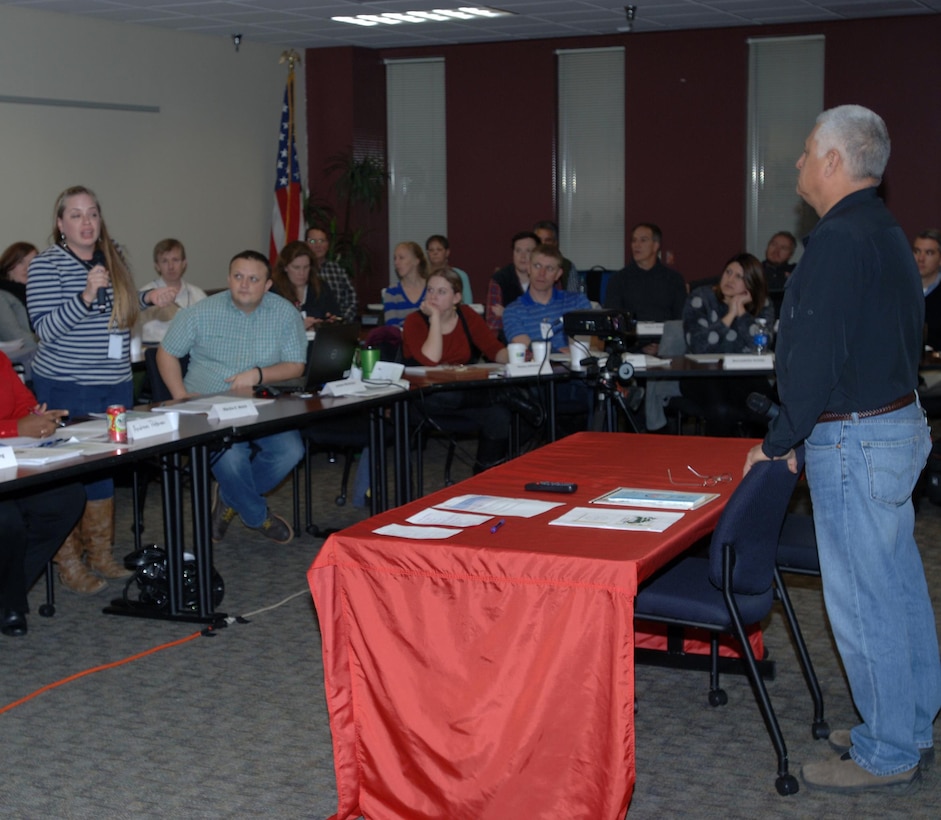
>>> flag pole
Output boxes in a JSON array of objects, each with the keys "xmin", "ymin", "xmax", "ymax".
[{"xmin": 279, "ymin": 49, "xmax": 302, "ymax": 240}]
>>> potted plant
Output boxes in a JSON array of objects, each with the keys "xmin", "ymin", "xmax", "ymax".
[{"xmin": 306, "ymin": 149, "xmax": 387, "ymax": 279}]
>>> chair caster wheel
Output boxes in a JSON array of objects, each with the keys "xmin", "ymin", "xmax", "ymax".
[
  {"xmin": 39, "ymin": 603, "xmax": 55, "ymax": 617},
  {"xmin": 335, "ymin": 495, "xmax": 346, "ymax": 506},
  {"xmin": 812, "ymin": 721, "xmax": 830, "ymax": 740},
  {"xmin": 775, "ymin": 773, "xmax": 799, "ymax": 795},
  {"xmin": 708, "ymin": 689, "xmax": 728, "ymax": 707}
]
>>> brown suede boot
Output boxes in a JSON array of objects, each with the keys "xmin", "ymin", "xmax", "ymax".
[
  {"xmin": 83, "ymin": 497, "xmax": 132, "ymax": 579},
  {"xmin": 54, "ymin": 525, "xmax": 107, "ymax": 594}
]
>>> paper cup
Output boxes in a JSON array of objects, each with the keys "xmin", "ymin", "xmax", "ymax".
[
  {"xmin": 569, "ymin": 340, "xmax": 591, "ymax": 372},
  {"xmin": 530, "ymin": 341, "xmax": 550, "ymax": 364},
  {"xmin": 507, "ymin": 343, "xmax": 526, "ymax": 364}
]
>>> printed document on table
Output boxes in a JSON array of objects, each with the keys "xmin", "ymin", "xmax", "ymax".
[
  {"xmin": 407, "ymin": 508, "xmax": 493, "ymax": 527},
  {"xmin": 11, "ymin": 441, "xmax": 89, "ymax": 466},
  {"xmin": 550, "ymin": 507, "xmax": 684, "ymax": 533},
  {"xmin": 435, "ymin": 494, "xmax": 564, "ymax": 517},
  {"xmin": 373, "ymin": 523, "xmax": 463, "ymax": 540}
]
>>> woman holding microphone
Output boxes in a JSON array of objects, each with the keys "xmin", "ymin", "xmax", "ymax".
[{"xmin": 27, "ymin": 185, "xmax": 175, "ymax": 593}]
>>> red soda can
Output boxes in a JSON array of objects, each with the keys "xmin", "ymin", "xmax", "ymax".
[{"xmin": 107, "ymin": 404, "xmax": 127, "ymax": 443}]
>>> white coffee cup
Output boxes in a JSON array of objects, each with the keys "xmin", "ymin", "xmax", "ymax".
[
  {"xmin": 530, "ymin": 341, "xmax": 550, "ymax": 364},
  {"xmin": 507, "ymin": 342, "xmax": 526, "ymax": 364},
  {"xmin": 163, "ymin": 411, "xmax": 181, "ymax": 432},
  {"xmin": 568, "ymin": 340, "xmax": 591, "ymax": 372}
]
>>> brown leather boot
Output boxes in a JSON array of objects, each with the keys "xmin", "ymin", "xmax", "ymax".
[
  {"xmin": 83, "ymin": 497, "xmax": 132, "ymax": 579},
  {"xmin": 54, "ymin": 524, "xmax": 107, "ymax": 594}
]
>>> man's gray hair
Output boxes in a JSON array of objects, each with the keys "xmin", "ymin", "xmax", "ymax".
[{"xmin": 814, "ymin": 105, "xmax": 890, "ymax": 182}]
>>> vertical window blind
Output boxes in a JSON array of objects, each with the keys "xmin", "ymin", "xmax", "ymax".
[
  {"xmin": 746, "ymin": 36, "xmax": 825, "ymax": 262},
  {"xmin": 385, "ymin": 58, "xmax": 447, "ymax": 283},
  {"xmin": 557, "ymin": 47, "xmax": 625, "ymax": 271}
]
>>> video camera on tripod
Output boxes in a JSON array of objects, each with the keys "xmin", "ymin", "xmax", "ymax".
[{"xmin": 562, "ymin": 309, "xmax": 638, "ymax": 385}]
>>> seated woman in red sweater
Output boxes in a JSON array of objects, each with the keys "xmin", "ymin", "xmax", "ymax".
[
  {"xmin": 0, "ymin": 353, "xmax": 85, "ymax": 636},
  {"xmin": 402, "ymin": 270, "xmax": 510, "ymax": 471}
]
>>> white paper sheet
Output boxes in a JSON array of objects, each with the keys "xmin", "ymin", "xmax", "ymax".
[
  {"xmin": 373, "ymin": 523, "xmax": 463, "ymax": 539},
  {"xmin": 407, "ymin": 508, "xmax": 492, "ymax": 527},
  {"xmin": 435, "ymin": 494, "xmax": 564, "ymax": 517},
  {"xmin": 549, "ymin": 506, "xmax": 684, "ymax": 533}
]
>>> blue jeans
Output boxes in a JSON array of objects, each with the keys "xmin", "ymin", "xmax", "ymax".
[
  {"xmin": 804, "ymin": 398, "xmax": 941, "ymax": 775},
  {"xmin": 211, "ymin": 431, "xmax": 303, "ymax": 529},
  {"xmin": 31, "ymin": 374, "xmax": 133, "ymax": 501}
]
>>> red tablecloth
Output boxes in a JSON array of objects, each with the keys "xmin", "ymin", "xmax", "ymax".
[{"xmin": 309, "ymin": 432, "xmax": 756, "ymax": 819}]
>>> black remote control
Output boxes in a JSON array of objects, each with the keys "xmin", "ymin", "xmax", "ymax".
[{"xmin": 524, "ymin": 481, "xmax": 577, "ymax": 494}]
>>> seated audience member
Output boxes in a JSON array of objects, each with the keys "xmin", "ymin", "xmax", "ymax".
[
  {"xmin": 761, "ymin": 230, "xmax": 797, "ymax": 291},
  {"xmin": 306, "ymin": 226, "xmax": 358, "ymax": 323},
  {"xmin": 486, "ymin": 231, "xmax": 539, "ymax": 341},
  {"xmin": 761, "ymin": 230, "xmax": 797, "ymax": 318},
  {"xmin": 0, "ymin": 351, "xmax": 85, "ymax": 636},
  {"xmin": 604, "ymin": 223, "xmax": 686, "ymax": 355},
  {"xmin": 426, "ymin": 234, "xmax": 472, "ymax": 305},
  {"xmin": 403, "ymin": 269, "xmax": 510, "ymax": 470},
  {"xmin": 382, "ymin": 241, "xmax": 429, "ymax": 328},
  {"xmin": 533, "ymin": 220, "xmax": 580, "ymax": 293},
  {"xmin": 272, "ymin": 240, "xmax": 340, "ymax": 329},
  {"xmin": 504, "ymin": 244, "xmax": 594, "ymax": 434},
  {"xmin": 915, "ymin": 229, "xmax": 941, "ymax": 350},
  {"xmin": 680, "ymin": 253, "xmax": 776, "ymax": 436},
  {"xmin": 157, "ymin": 250, "xmax": 306, "ymax": 544},
  {"xmin": 138, "ymin": 238, "xmax": 207, "ymax": 344},
  {"xmin": 0, "ymin": 242, "xmax": 39, "ymax": 360},
  {"xmin": 503, "ymin": 244, "xmax": 591, "ymax": 350}
]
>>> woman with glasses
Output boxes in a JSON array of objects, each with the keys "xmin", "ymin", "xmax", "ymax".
[{"xmin": 304, "ymin": 227, "xmax": 358, "ymax": 323}]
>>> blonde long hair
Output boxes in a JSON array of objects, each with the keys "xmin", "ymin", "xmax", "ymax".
[{"xmin": 51, "ymin": 186, "xmax": 139, "ymax": 330}]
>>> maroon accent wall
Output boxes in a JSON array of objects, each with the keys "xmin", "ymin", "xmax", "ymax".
[
  {"xmin": 306, "ymin": 15, "xmax": 941, "ymax": 301},
  {"xmin": 306, "ymin": 48, "xmax": 389, "ymax": 307}
]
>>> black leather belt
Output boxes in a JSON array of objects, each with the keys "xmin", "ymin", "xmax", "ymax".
[{"xmin": 817, "ymin": 392, "xmax": 916, "ymax": 423}]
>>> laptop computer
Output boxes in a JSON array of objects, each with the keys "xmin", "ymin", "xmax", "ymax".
[{"xmin": 268, "ymin": 322, "xmax": 361, "ymax": 393}]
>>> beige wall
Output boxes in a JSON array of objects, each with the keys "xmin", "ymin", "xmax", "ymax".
[{"xmin": 0, "ymin": 5, "xmax": 306, "ymax": 290}]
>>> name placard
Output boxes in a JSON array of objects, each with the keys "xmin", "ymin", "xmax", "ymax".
[
  {"xmin": 321, "ymin": 379, "xmax": 367, "ymax": 397},
  {"xmin": 0, "ymin": 445, "xmax": 17, "ymax": 469},
  {"xmin": 207, "ymin": 400, "xmax": 260, "ymax": 421},
  {"xmin": 127, "ymin": 413, "xmax": 177, "ymax": 442},
  {"xmin": 504, "ymin": 362, "xmax": 543, "ymax": 378}
]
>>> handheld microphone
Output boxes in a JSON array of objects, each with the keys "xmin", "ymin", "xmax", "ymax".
[
  {"xmin": 91, "ymin": 249, "xmax": 108, "ymax": 310},
  {"xmin": 747, "ymin": 391, "xmax": 779, "ymax": 420}
]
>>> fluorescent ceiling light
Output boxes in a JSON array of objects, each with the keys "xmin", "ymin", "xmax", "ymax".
[{"xmin": 332, "ymin": 7, "xmax": 513, "ymax": 28}]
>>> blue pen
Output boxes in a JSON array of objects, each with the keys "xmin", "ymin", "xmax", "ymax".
[
  {"xmin": 490, "ymin": 519, "xmax": 505, "ymax": 534},
  {"xmin": 37, "ymin": 437, "xmax": 69, "ymax": 448}
]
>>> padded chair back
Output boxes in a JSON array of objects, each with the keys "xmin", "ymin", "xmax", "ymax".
[
  {"xmin": 658, "ymin": 319, "xmax": 687, "ymax": 357},
  {"xmin": 708, "ymin": 446, "xmax": 805, "ymax": 595},
  {"xmin": 143, "ymin": 346, "xmax": 189, "ymax": 404}
]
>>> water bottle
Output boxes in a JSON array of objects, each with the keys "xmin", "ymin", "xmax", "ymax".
[{"xmin": 753, "ymin": 318, "xmax": 769, "ymax": 355}]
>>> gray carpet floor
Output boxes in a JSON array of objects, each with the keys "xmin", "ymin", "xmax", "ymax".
[{"xmin": 1, "ymin": 432, "xmax": 940, "ymax": 819}]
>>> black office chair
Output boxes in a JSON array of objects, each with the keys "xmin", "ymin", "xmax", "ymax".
[
  {"xmin": 773, "ymin": 511, "xmax": 829, "ymax": 741},
  {"xmin": 300, "ymin": 412, "xmax": 370, "ymax": 537},
  {"xmin": 634, "ymin": 448, "xmax": 806, "ymax": 796}
]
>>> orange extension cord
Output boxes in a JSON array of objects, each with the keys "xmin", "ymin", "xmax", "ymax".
[
  {"xmin": 0, "ymin": 628, "xmax": 209, "ymax": 716},
  {"xmin": 0, "ymin": 589, "xmax": 308, "ymax": 716}
]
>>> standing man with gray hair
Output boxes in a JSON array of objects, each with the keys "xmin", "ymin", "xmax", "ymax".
[{"xmin": 745, "ymin": 105, "xmax": 939, "ymax": 793}]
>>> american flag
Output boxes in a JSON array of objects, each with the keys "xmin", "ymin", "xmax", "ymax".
[{"xmin": 269, "ymin": 69, "xmax": 304, "ymax": 264}]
